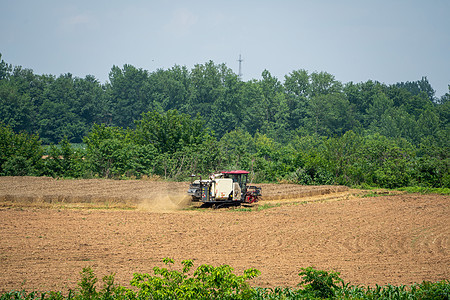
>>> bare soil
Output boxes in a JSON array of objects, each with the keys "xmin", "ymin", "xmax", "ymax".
[{"xmin": 0, "ymin": 176, "xmax": 448, "ymax": 293}]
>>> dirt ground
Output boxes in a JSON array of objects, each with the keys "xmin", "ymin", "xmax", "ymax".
[{"xmin": 0, "ymin": 177, "xmax": 448, "ymax": 293}]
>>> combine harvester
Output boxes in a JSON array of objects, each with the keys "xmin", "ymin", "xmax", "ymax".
[{"xmin": 188, "ymin": 170, "xmax": 261, "ymax": 208}]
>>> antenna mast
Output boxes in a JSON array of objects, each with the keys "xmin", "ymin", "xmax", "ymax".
[{"xmin": 238, "ymin": 54, "xmax": 243, "ymax": 79}]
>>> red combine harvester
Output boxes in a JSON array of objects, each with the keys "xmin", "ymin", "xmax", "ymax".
[{"xmin": 187, "ymin": 170, "xmax": 261, "ymax": 208}]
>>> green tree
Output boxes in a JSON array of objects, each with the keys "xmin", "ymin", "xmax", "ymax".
[
  {"xmin": 322, "ymin": 131, "xmax": 363, "ymax": 185},
  {"xmin": 0, "ymin": 82, "xmax": 36, "ymax": 133},
  {"xmin": 134, "ymin": 110, "xmax": 218, "ymax": 179},
  {"xmin": 149, "ymin": 66, "xmax": 191, "ymax": 112},
  {"xmin": 377, "ymin": 107, "xmax": 418, "ymax": 142},
  {"xmin": 0, "ymin": 124, "xmax": 43, "ymax": 176},
  {"xmin": 306, "ymin": 93, "xmax": 356, "ymax": 136},
  {"xmin": 283, "ymin": 69, "xmax": 309, "ymax": 131},
  {"xmin": 417, "ymin": 108, "xmax": 440, "ymax": 139},
  {"xmin": 258, "ymin": 70, "xmax": 283, "ymax": 125},
  {"xmin": 0, "ymin": 53, "xmax": 12, "ymax": 80},
  {"xmin": 209, "ymin": 69, "xmax": 243, "ymax": 137},
  {"xmin": 73, "ymin": 75, "xmax": 108, "ymax": 126},
  {"xmin": 42, "ymin": 137, "xmax": 86, "ymax": 178},
  {"xmin": 344, "ymin": 80, "xmax": 387, "ymax": 127},
  {"xmin": 365, "ymin": 91, "xmax": 394, "ymax": 129},
  {"xmin": 309, "ymin": 71, "xmax": 342, "ymax": 97},
  {"xmin": 357, "ymin": 134, "xmax": 414, "ymax": 188},
  {"xmin": 387, "ymin": 84, "xmax": 433, "ymax": 119},
  {"xmin": 395, "ymin": 76, "xmax": 436, "ymax": 102},
  {"xmin": 186, "ymin": 61, "xmax": 227, "ymax": 126},
  {"xmin": 0, "ymin": 64, "xmax": 46, "ymax": 134},
  {"xmin": 134, "ymin": 110, "xmax": 209, "ymax": 154},
  {"xmin": 239, "ymin": 80, "xmax": 266, "ymax": 136},
  {"xmin": 83, "ymin": 124, "xmax": 154, "ymax": 178},
  {"xmin": 38, "ymin": 73, "xmax": 91, "ymax": 144},
  {"xmin": 108, "ymin": 64, "xmax": 151, "ymax": 128},
  {"xmin": 219, "ymin": 129, "xmax": 255, "ymax": 170},
  {"xmin": 436, "ymin": 85, "xmax": 449, "ymax": 124}
]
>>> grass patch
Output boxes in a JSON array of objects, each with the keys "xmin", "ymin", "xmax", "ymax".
[
  {"xmin": 234, "ymin": 207, "xmax": 253, "ymax": 212},
  {"xmin": 257, "ymin": 203, "xmax": 280, "ymax": 211},
  {"xmin": 397, "ymin": 186, "xmax": 450, "ymax": 195}
]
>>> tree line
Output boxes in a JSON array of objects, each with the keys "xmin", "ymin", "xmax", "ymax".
[{"xmin": 0, "ymin": 53, "xmax": 448, "ymax": 188}]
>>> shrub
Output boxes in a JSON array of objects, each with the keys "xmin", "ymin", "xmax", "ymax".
[
  {"xmin": 297, "ymin": 267, "xmax": 343, "ymax": 299},
  {"xmin": 130, "ymin": 258, "xmax": 260, "ymax": 300}
]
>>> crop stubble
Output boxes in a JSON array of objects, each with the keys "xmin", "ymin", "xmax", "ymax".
[{"xmin": 0, "ymin": 177, "xmax": 448, "ymax": 292}]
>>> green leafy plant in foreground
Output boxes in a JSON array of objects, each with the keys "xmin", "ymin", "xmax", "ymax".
[
  {"xmin": 297, "ymin": 266, "xmax": 343, "ymax": 299},
  {"xmin": 129, "ymin": 257, "xmax": 260, "ymax": 299},
  {"xmin": 1, "ymin": 260, "xmax": 449, "ymax": 300}
]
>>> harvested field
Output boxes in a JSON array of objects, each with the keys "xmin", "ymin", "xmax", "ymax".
[
  {"xmin": 0, "ymin": 176, "xmax": 448, "ymax": 292},
  {"xmin": 0, "ymin": 177, "xmax": 348, "ymax": 209}
]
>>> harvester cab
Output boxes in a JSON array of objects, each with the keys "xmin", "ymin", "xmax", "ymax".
[{"xmin": 188, "ymin": 170, "xmax": 261, "ymax": 207}]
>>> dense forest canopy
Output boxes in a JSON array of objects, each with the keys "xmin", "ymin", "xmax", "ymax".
[{"xmin": 0, "ymin": 53, "xmax": 449, "ymax": 188}]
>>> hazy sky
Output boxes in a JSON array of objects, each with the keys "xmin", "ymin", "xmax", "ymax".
[{"xmin": 1, "ymin": 0, "xmax": 449, "ymax": 97}]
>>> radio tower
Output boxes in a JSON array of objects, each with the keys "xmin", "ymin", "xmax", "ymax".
[{"xmin": 238, "ymin": 54, "xmax": 243, "ymax": 79}]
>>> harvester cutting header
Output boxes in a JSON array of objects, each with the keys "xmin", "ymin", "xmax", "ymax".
[{"xmin": 188, "ymin": 170, "xmax": 261, "ymax": 208}]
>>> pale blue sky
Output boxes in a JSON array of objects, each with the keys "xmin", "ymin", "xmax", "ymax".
[{"xmin": 1, "ymin": 0, "xmax": 449, "ymax": 97}]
